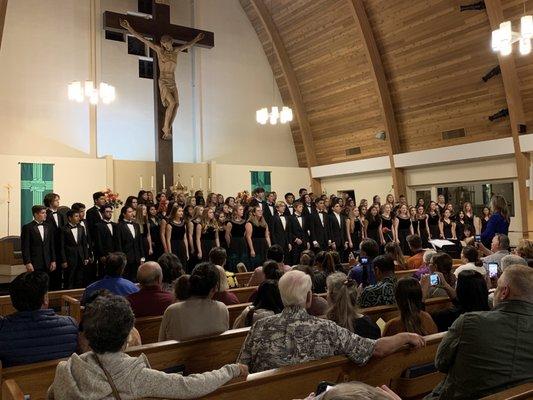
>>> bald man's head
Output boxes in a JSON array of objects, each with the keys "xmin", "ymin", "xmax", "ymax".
[
  {"xmin": 137, "ymin": 262, "xmax": 163, "ymax": 287},
  {"xmin": 494, "ymin": 265, "xmax": 533, "ymax": 306}
]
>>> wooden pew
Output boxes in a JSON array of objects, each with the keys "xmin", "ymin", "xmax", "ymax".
[
  {"xmin": 1, "ymin": 380, "xmax": 24, "ymax": 400},
  {"xmin": 363, "ymin": 296, "xmax": 452, "ymax": 323},
  {"xmin": 234, "ymin": 271, "xmax": 253, "ymax": 285},
  {"xmin": 480, "ymin": 383, "xmax": 533, "ymax": 399},
  {"xmin": 0, "ymin": 288, "xmax": 85, "ymax": 316},
  {"xmin": 230, "ymin": 286, "xmax": 256, "ymax": 303},
  {"xmin": 198, "ymin": 333, "xmax": 445, "ymax": 400},
  {"xmin": 0, "ymin": 327, "xmax": 251, "ymax": 400}
]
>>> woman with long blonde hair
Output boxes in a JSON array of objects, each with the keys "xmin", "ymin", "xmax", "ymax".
[
  {"xmin": 245, "ymin": 205, "xmax": 271, "ymax": 268},
  {"xmin": 196, "ymin": 207, "xmax": 219, "ymax": 261},
  {"xmin": 324, "ymin": 272, "xmax": 380, "ymax": 339},
  {"xmin": 135, "ymin": 204, "xmax": 153, "ymax": 257},
  {"xmin": 166, "ymin": 204, "xmax": 188, "ymax": 266}
]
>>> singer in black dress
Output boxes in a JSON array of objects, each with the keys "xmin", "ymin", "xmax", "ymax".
[
  {"xmin": 349, "ymin": 208, "xmax": 363, "ymax": 251},
  {"xmin": 147, "ymin": 205, "xmax": 164, "ymax": 261},
  {"xmin": 245, "ymin": 205, "xmax": 271, "ymax": 269},
  {"xmin": 427, "ymin": 201, "xmax": 440, "ymax": 240},
  {"xmin": 380, "ymin": 204, "xmax": 394, "ymax": 245},
  {"xmin": 394, "ymin": 205, "xmax": 414, "ymax": 255},
  {"xmin": 480, "ymin": 206, "xmax": 491, "ymax": 234},
  {"xmin": 416, "ymin": 205, "xmax": 430, "ymax": 247},
  {"xmin": 225, "ymin": 205, "xmax": 248, "ymax": 272},
  {"xmin": 439, "ymin": 209, "xmax": 456, "ymax": 239},
  {"xmin": 196, "ymin": 208, "xmax": 220, "ymax": 262},
  {"xmin": 409, "ymin": 206, "xmax": 419, "ymax": 236},
  {"xmin": 166, "ymin": 205, "xmax": 188, "ymax": 266},
  {"xmin": 455, "ymin": 211, "xmax": 466, "ymax": 241},
  {"xmin": 365, "ymin": 205, "xmax": 381, "ymax": 244}
]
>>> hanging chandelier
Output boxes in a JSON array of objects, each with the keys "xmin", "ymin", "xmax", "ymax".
[
  {"xmin": 491, "ymin": 15, "xmax": 533, "ymax": 56},
  {"xmin": 68, "ymin": 81, "xmax": 116, "ymax": 105},
  {"xmin": 256, "ymin": 106, "xmax": 293, "ymax": 125}
]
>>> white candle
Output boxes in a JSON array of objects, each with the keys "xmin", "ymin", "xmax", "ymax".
[
  {"xmin": 150, "ymin": 176, "xmax": 154, "ymax": 190},
  {"xmin": 163, "ymin": 174, "xmax": 166, "ymax": 191},
  {"xmin": 139, "ymin": 176, "xmax": 143, "ymax": 189},
  {"xmin": 200, "ymin": 177, "xmax": 203, "ymax": 190},
  {"xmin": 191, "ymin": 176, "xmax": 194, "ymax": 189},
  {"xmin": 208, "ymin": 177, "xmax": 212, "ymax": 191}
]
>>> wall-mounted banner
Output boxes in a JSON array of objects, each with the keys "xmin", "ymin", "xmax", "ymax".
[
  {"xmin": 21, "ymin": 163, "xmax": 54, "ymax": 225},
  {"xmin": 250, "ymin": 171, "xmax": 271, "ymax": 192}
]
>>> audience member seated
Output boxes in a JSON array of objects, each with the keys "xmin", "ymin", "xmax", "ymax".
[
  {"xmin": 358, "ymin": 255, "xmax": 396, "ymax": 308},
  {"xmin": 247, "ymin": 245, "xmax": 290, "ymax": 286},
  {"xmin": 385, "ymin": 242, "xmax": 407, "ymax": 271},
  {"xmin": 159, "ymin": 262, "xmax": 229, "ymax": 341},
  {"xmin": 423, "ymin": 253, "xmax": 456, "ymax": 299},
  {"xmin": 406, "ymin": 235, "xmax": 425, "ymax": 269},
  {"xmin": 348, "ymin": 239, "xmax": 380, "ymax": 286},
  {"xmin": 313, "ymin": 251, "xmax": 335, "ymax": 294},
  {"xmin": 430, "ymin": 270, "xmax": 489, "ymax": 332},
  {"xmin": 174, "ymin": 274, "xmax": 190, "ymax": 301},
  {"xmin": 454, "ymin": 245, "xmax": 486, "ymax": 277},
  {"xmin": 213, "ymin": 265, "xmax": 239, "ymax": 305},
  {"xmin": 247, "ymin": 260, "xmax": 283, "ymax": 303},
  {"xmin": 299, "ymin": 381, "xmax": 402, "ymax": 400},
  {"xmin": 233, "ymin": 280, "xmax": 284, "ymax": 328},
  {"xmin": 324, "ymin": 272, "xmax": 380, "ymax": 339},
  {"xmin": 298, "ymin": 249, "xmax": 315, "ymax": 267},
  {"xmin": 127, "ymin": 261, "xmax": 174, "ymax": 317},
  {"xmin": 237, "ymin": 270, "xmax": 425, "ymax": 373},
  {"xmin": 47, "ymin": 294, "xmax": 248, "ymax": 399},
  {"xmin": 413, "ymin": 249, "xmax": 437, "ymax": 280},
  {"xmin": 79, "ymin": 289, "xmax": 141, "ymax": 353},
  {"xmin": 209, "ymin": 247, "xmax": 239, "ymax": 289},
  {"xmin": 513, "ymin": 239, "xmax": 533, "ymax": 267},
  {"xmin": 293, "ymin": 264, "xmax": 329, "ymax": 316},
  {"xmin": 500, "ymin": 254, "xmax": 528, "ymax": 272},
  {"xmin": 82, "ymin": 252, "xmax": 139, "ymax": 304},
  {"xmin": 383, "ymin": 278, "xmax": 437, "ymax": 336},
  {"xmin": 157, "ymin": 252, "xmax": 184, "ymax": 292},
  {"xmin": 426, "ymin": 265, "xmax": 533, "ymax": 399},
  {"xmin": 0, "ymin": 271, "xmax": 78, "ymax": 367},
  {"xmin": 479, "ymin": 233, "xmax": 510, "ymax": 272}
]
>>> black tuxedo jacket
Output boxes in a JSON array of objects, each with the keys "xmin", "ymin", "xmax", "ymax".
[
  {"xmin": 21, "ymin": 221, "xmax": 56, "ymax": 270},
  {"xmin": 288, "ymin": 214, "xmax": 309, "ymax": 244},
  {"xmin": 328, "ymin": 213, "xmax": 347, "ymax": 248},
  {"xmin": 79, "ymin": 219, "xmax": 93, "ymax": 255},
  {"xmin": 115, "ymin": 221, "xmax": 144, "ymax": 264},
  {"xmin": 262, "ymin": 202, "xmax": 276, "ymax": 231},
  {"xmin": 94, "ymin": 221, "xmax": 117, "ymax": 259},
  {"xmin": 309, "ymin": 211, "xmax": 329, "ymax": 249},
  {"xmin": 271, "ymin": 213, "xmax": 290, "ymax": 250},
  {"xmin": 45, "ymin": 209, "xmax": 65, "ymax": 230},
  {"xmin": 283, "ymin": 203, "xmax": 295, "ymax": 217},
  {"xmin": 86, "ymin": 206, "xmax": 102, "ymax": 243},
  {"xmin": 59, "ymin": 224, "xmax": 89, "ymax": 266},
  {"xmin": 302, "ymin": 203, "xmax": 316, "ymax": 217}
]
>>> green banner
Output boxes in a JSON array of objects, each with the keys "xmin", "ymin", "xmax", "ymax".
[
  {"xmin": 250, "ymin": 171, "xmax": 271, "ymax": 192},
  {"xmin": 21, "ymin": 163, "xmax": 54, "ymax": 225}
]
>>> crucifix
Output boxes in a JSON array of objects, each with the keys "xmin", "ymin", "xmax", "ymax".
[{"xmin": 103, "ymin": 0, "xmax": 214, "ymax": 192}]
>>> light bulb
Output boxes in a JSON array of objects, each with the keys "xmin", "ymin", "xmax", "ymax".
[
  {"xmin": 89, "ymin": 92, "xmax": 99, "ymax": 105},
  {"xmin": 500, "ymin": 40, "xmax": 512, "ymax": 56},
  {"xmin": 84, "ymin": 81, "xmax": 94, "ymax": 98},
  {"xmin": 520, "ymin": 37, "xmax": 531, "ymax": 55},
  {"xmin": 256, "ymin": 108, "xmax": 268, "ymax": 125},
  {"xmin": 500, "ymin": 21, "xmax": 512, "ymax": 42},
  {"xmin": 521, "ymin": 15, "xmax": 533, "ymax": 39},
  {"xmin": 491, "ymin": 29, "xmax": 501, "ymax": 52}
]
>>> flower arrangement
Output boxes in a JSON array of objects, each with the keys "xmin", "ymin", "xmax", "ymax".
[{"xmin": 102, "ymin": 188, "xmax": 123, "ymax": 209}]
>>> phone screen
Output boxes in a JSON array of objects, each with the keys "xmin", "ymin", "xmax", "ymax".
[
  {"xmin": 360, "ymin": 257, "xmax": 368, "ymax": 264},
  {"xmin": 489, "ymin": 263, "xmax": 498, "ymax": 278},
  {"xmin": 430, "ymin": 273, "xmax": 440, "ymax": 286},
  {"xmin": 475, "ymin": 235, "xmax": 481, "ymax": 242}
]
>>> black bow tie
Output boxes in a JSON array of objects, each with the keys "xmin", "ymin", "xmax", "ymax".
[
  {"xmin": 125, "ymin": 221, "xmax": 133, "ymax": 225},
  {"xmin": 105, "ymin": 221, "xmax": 112, "ymax": 224},
  {"xmin": 70, "ymin": 225, "xmax": 78, "ymax": 229},
  {"xmin": 52, "ymin": 211, "xmax": 57, "ymax": 215},
  {"xmin": 36, "ymin": 222, "xmax": 44, "ymax": 226}
]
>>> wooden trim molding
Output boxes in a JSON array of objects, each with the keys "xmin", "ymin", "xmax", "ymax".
[
  {"xmin": 347, "ymin": 0, "xmax": 406, "ymax": 198},
  {"xmin": 485, "ymin": 0, "xmax": 530, "ymax": 238},
  {"xmin": 0, "ymin": 0, "xmax": 8, "ymax": 51},
  {"xmin": 248, "ymin": 0, "xmax": 320, "ymax": 192}
]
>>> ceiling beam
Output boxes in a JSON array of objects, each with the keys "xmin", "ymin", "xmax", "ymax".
[
  {"xmin": 0, "ymin": 0, "xmax": 7, "ymax": 52},
  {"xmin": 485, "ymin": 0, "xmax": 530, "ymax": 238},
  {"xmin": 249, "ymin": 0, "xmax": 320, "ymax": 193},
  {"xmin": 347, "ymin": 0, "xmax": 406, "ymax": 198}
]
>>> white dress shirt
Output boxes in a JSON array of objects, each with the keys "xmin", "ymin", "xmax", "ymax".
[
  {"xmin": 279, "ymin": 214, "xmax": 287, "ymax": 230},
  {"xmin": 34, "ymin": 220, "xmax": 45, "ymax": 241},
  {"xmin": 125, "ymin": 221, "xmax": 136, "ymax": 238},
  {"xmin": 287, "ymin": 204, "xmax": 294, "ymax": 215},
  {"xmin": 334, "ymin": 212, "xmax": 341, "ymax": 227},
  {"xmin": 70, "ymin": 225, "xmax": 79, "ymax": 243},
  {"xmin": 319, "ymin": 212, "xmax": 324, "ymax": 226},
  {"xmin": 105, "ymin": 221, "xmax": 114, "ymax": 235}
]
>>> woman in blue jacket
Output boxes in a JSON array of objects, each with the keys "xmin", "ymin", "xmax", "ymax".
[{"xmin": 480, "ymin": 195, "xmax": 510, "ymax": 248}]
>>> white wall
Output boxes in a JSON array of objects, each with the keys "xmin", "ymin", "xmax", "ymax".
[
  {"xmin": 0, "ymin": 155, "xmax": 107, "ymax": 237},
  {"xmin": 320, "ymin": 172, "xmax": 394, "ymax": 203}
]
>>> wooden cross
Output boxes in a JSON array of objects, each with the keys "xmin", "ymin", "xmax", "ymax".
[{"xmin": 103, "ymin": 0, "xmax": 214, "ymax": 193}]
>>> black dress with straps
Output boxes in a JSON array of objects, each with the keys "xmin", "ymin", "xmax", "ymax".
[{"xmin": 227, "ymin": 220, "xmax": 247, "ymax": 272}]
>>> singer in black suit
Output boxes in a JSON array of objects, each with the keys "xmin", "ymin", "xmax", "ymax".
[
  {"xmin": 328, "ymin": 199, "xmax": 350, "ymax": 261},
  {"xmin": 21, "ymin": 205, "xmax": 56, "ymax": 274},
  {"xmin": 59, "ymin": 210, "xmax": 89, "ymax": 289},
  {"xmin": 283, "ymin": 192, "xmax": 296, "ymax": 217},
  {"xmin": 271, "ymin": 201, "xmax": 291, "ymax": 258},
  {"xmin": 94, "ymin": 205, "xmax": 117, "ymax": 276},
  {"xmin": 288, "ymin": 202, "xmax": 310, "ymax": 265},
  {"xmin": 44, "ymin": 193, "xmax": 64, "ymax": 290},
  {"xmin": 86, "ymin": 191, "xmax": 107, "ymax": 241},
  {"xmin": 262, "ymin": 192, "xmax": 276, "ymax": 231},
  {"xmin": 115, "ymin": 205, "xmax": 145, "ymax": 282},
  {"xmin": 301, "ymin": 194, "xmax": 316, "ymax": 217},
  {"xmin": 309, "ymin": 198, "xmax": 329, "ymax": 251}
]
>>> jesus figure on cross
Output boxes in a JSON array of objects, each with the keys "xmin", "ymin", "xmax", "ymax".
[{"xmin": 120, "ymin": 19, "xmax": 204, "ymax": 140}]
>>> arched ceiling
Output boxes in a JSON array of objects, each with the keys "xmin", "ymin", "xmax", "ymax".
[{"xmin": 240, "ymin": 0, "xmax": 532, "ymax": 167}]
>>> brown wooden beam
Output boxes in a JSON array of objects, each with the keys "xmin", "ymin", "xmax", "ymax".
[
  {"xmin": 485, "ymin": 0, "xmax": 530, "ymax": 238},
  {"xmin": 347, "ymin": 0, "xmax": 406, "ymax": 198},
  {"xmin": 0, "ymin": 0, "xmax": 7, "ymax": 52}
]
